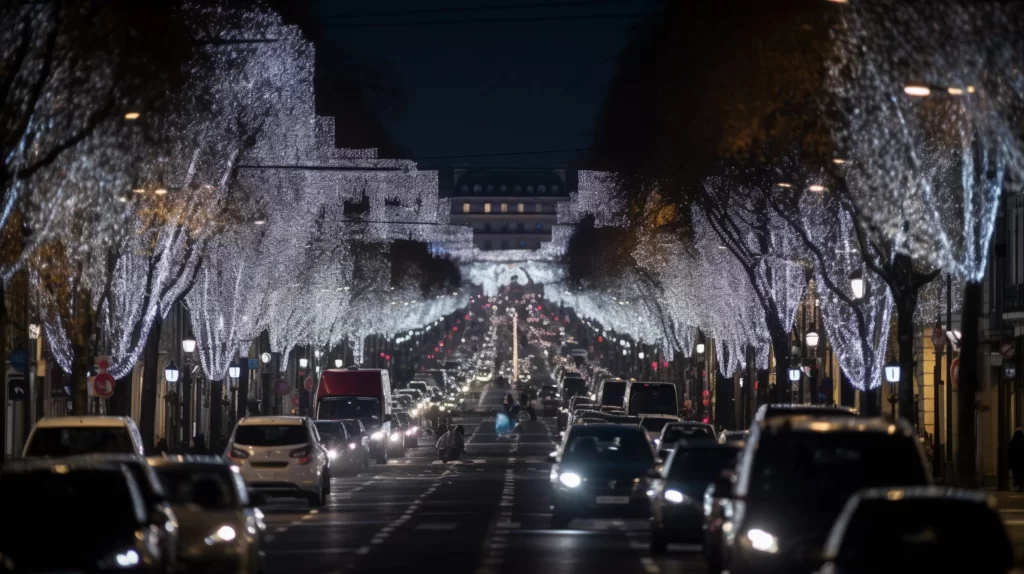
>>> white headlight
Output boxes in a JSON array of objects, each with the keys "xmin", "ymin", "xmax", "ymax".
[
  {"xmin": 115, "ymin": 550, "xmax": 139, "ymax": 567},
  {"xmin": 371, "ymin": 431, "xmax": 384, "ymax": 440},
  {"xmin": 328, "ymin": 449, "xmax": 337, "ymax": 460},
  {"xmin": 205, "ymin": 525, "xmax": 236, "ymax": 545},
  {"xmin": 390, "ymin": 433, "xmax": 402, "ymax": 441},
  {"xmin": 664, "ymin": 489, "xmax": 684, "ymax": 504},
  {"xmin": 746, "ymin": 528, "xmax": 779, "ymax": 554},
  {"xmin": 349, "ymin": 442, "xmax": 358, "ymax": 450},
  {"xmin": 558, "ymin": 472, "xmax": 582, "ymax": 488}
]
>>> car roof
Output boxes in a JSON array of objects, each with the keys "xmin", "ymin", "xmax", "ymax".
[
  {"xmin": 672, "ymin": 440, "xmax": 742, "ymax": 451},
  {"xmin": 755, "ymin": 403, "xmax": 859, "ymax": 420},
  {"xmin": 2, "ymin": 458, "xmax": 135, "ymax": 474},
  {"xmin": 239, "ymin": 416, "xmax": 306, "ymax": 426},
  {"xmin": 34, "ymin": 416, "xmax": 134, "ymax": 428},
  {"xmin": 568, "ymin": 423, "xmax": 645, "ymax": 434},
  {"xmin": 759, "ymin": 415, "xmax": 911, "ymax": 437}
]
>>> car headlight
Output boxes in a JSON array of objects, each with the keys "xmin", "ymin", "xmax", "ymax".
[
  {"xmin": 99, "ymin": 549, "xmax": 140, "ymax": 569},
  {"xmin": 371, "ymin": 431, "xmax": 384, "ymax": 440},
  {"xmin": 390, "ymin": 433, "xmax": 402, "ymax": 442},
  {"xmin": 664, "ymin": 489, "xmax": 685, "ymax": 504},
  {"xmin": 745, "ymin": 528, "xmax": 779, "ymax": 554},
  {"xmin": 558, "ymin": 472, "xmax": 582, "ymax": 488},
  {"xmin": 205, "ymin": 525, "xmax": 237, "ymax": 545},
  {"xmin": 328, "ymin": 449, "xmax": 337, "ymax": 460},
  {"xmin": 348, "ymin": 442, "xmax": 358, "ymax": 450}
]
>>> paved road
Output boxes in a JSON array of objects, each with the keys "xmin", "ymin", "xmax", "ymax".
[{"xmin": 261, "ymin": 415, "xmax": 708, "ymax": 574}]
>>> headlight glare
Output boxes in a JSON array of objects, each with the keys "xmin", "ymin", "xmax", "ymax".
[
  {"xmin": 558, "ymin": 472, "xmax": 582, "ymax": 488},
  {"xmin": 745, "ymin": 528, "xmax": 779, "ymax": 554},
  {"xmin": 664, "ymin": 489, "xmax": 685, "ymax": 504}
]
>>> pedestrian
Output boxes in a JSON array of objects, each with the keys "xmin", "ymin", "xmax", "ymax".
[{"xmin": 1010, "ymin": 428, "xmax": 1024, "ymax": 492}]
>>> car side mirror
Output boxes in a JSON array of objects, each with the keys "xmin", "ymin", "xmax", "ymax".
[{"xmin": 247, "ymin": 490, "xmax": 268, "ymax": 507}]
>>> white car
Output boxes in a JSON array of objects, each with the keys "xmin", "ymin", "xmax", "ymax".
[
  {"xmin": 227, "ymin": 416, "xmax": 330, "ymax": 508},
  {"xmin": 22, "ymin": 416, "xmax": 146, "ymax": 457}
]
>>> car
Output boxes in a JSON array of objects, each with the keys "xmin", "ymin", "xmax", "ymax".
[
  {"xmin": 314, "ymin": 420, "xmax": 362, "ymax": 475},
  {"xmin": 386, "ymin": 412, "xmax": 408, "ymax": 459},
  {"xmin": 625, "ymin": 381, "xmax": 679, "ymax": 417},
  {"xmin": 720, "ymin": 416, "xmax": 931, "ymax": 574},
  {"xmin": 597, "ymin": 378, "xmax": 627, "ymax": 408},
  {"xmin": 0, "ymin": 459, "xmax": 171, "ymax": 572},
  {"xmin": 394, "ymin": 411, "xmax": 419, "ymax": 448},
  {"xmin": 149, "ymin": 455, "xmax": 268, "ymax": 573},
  {"xmin": 339, "ymin": 418, "xmax": 371, "ymax": 471},
  {"xmin": 655, "ymin": 421, "xmax": 717, "ymax": 459},
  {"xmin": 548, "ymin": 423, "xmax": 658, "ymax": 528},
  {"xmin": 814, "ymin": 487, "xmax": 1015, "ymax": 574},
  {"xmin": 640, "ymin": 415, "xmax": 682, "ymax": 445},
  {"xmin": 58, "ymin": 453, "xmax": 180, "ymax": 571},
  {"xmin": 22, "ymin": 416, "xmax": 146, "ymax": 458},
  {"xmin": 753, "ymin": 403, "xmax": 859, "ymax": 424},
  {"xmin": 540, "ymin": 384, "xmax": 560, "ymax": 415},
  {"xmin": 649, "ymin": 442, "xmax": 742, "ymax": 552},
  {"xmin": 718, "ymin": 430, "xmax": 749, "ymax": 444},
  {"xmin": 226, "ymin": 416, "xmax": 331, "ymax": 508}
]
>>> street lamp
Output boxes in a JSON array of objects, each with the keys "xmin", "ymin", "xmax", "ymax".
[
  {"xmin": 805, "ymin": 331, "xmax": 820, "ymax": 348},
  {"xmin": 788, "ymin": 366, "xmax": 801, "ymax": 383},
  {"xmin": 849, "ymin": 269, "xmax": 865, "ymax": 300},
  {"xmin": 638, "ymin": 351, "xmax": 645, "ymax": 360},
  {"xmin": 164, "ymin": 361, "xmax": 179, "ymax": 384},
  {"xmin": 884, "ymin": 358, "xmax": 901, "ymax": 384},
  {"xmin": 334, "ymin": 358, "xmax": 343, "ymax": 368},
  {"xmin": 182, "ymin": 338, "xmax": 197, "ymax": 354},
  {"xmin": 314, "ymin": 349, "xmax": 323, "ymax": 359},
  {"xmin": 228, "ymin": 361, "xmax": 241, "ymax": 381},
  {"xmin": 299, "ymin": 357, "xmax": 308, "ymax": 369},
  {"xmin": 260, "ymin": 352, "xmax": 271, "ymax": 364},
  {"xmin": 696, "ymin": 342, "xmax": 705, "ymax": 355}
]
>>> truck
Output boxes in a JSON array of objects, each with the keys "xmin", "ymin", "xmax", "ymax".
[
  {"xmin": 624, "ymin": 381, "xmax": 679, "ymax": 418},
  {"xmin": 597, "ymin": 378, "xmax": 628, "ymax": 408},
  {"xmin": 315, "ymin": 368, "xmax": 396, "ymax": 463}
]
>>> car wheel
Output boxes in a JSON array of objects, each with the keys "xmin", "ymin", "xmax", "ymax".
[{"xmin": 650, "ymin": 528, "xmax": 668, "ymax": 553}]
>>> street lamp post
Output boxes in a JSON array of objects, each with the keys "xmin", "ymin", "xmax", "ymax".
[
  {"xmin": 164, "ymin": 361, "xmax": 180, "ymax": 449},
  {"xmin": 806, "ymin": 331, "xmax": 820, "ymax": 405},
  {"xmin": 885, "ymin": 358, "xmax": 901, "ymax": 421},
  {"xmin": 228, "ymin": 360, "xmax": 241, "ymax": 429},
  {"xmin": 181, "ymin": 338, "xmax": 196, "ymax": 450},
  {"xmin": 260, "ymin": 351, "xmax": 272, "ymax": 417}
]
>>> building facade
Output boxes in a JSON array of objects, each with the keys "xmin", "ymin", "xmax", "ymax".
[{"xmin": 439, "ymin": 168, "xmax": 577, "ymax": 251}]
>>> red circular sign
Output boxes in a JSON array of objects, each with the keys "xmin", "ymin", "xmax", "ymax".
[
  {"xmin": 92, "ymin": 372, "xmax": 115, "ymax": 398},
  {"xmin": 274, "ymin": 379, "xmax": 290, "ymax": 397},
  {"xmin": 304, "ymin": 376, "xmax": 314, "ymax": 392},
  {"xmin": 95, "ymin": 356, "xmax": 111, "ymax": 371}
]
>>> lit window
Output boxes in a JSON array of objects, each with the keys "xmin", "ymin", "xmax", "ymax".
[
  {"xmin": 484, "ymin": 203, "xmax": 491, "ymax": 213},
  {"xmin": 535, "ymin": 203, "xmax": 542, "ymax": 213},
  {"xmin": 527, "ymin": 186, "xmax": 534, "ymax": 193},
  {"xmin": 501, "ymin": 203, "xmax": 508, "ymax": 213},
  {"xmin": 462, "ymin": 203, "xmax": 470, "ymax": 213},
  {"xmin": 517, "ymin": 203, "xmax": 524, "ymax": 213}
]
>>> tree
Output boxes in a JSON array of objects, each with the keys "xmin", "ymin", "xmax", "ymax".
[{"xmin": 827, "ymin": 0, "xmax": 1024, "ymax": 484}]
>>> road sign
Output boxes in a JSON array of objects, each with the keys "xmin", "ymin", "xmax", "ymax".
[
  {"xmin": 303, "ymin": 376, "xmax": 314, "ymax": 392},
  {"xmin": 274, "ymin": 379, "xmax": 290, "ymax": 397},
  {"xmin": 248, "ymin": 358, "xmax": 259, "ymax": 370},
  {"xmin": 7, "ymin": 348, "xmax": 27, "ymax": 374},
  {"xmin": 951, "ymin": 358, "xmax": 960, "ymax": 390},
  {"xmin": 92, "ymin": 372, "xmax": 115, "ymax": 398},
  {"xmin": 1001, "ymin": 341, "xmax": 1016, "ymax": 360},
  {"xmin": 95, "ymin": 356, "xmax": 111, "ymax": 371},
  {"xmin": 7, "ymin": 375, "xmax": 27, "ymax": 401}
]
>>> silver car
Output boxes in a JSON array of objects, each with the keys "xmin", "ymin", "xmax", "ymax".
[{"xmin": 226, "ymin": 416, "xmax": 330, "ymax": 508}]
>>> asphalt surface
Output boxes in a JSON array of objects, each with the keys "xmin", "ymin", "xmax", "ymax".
[{"xmin": 260, "ymin": 385, "xmax": 709, "ymax": 574}]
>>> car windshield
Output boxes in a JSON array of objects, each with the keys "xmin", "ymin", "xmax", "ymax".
[
  {"xmin": 318, "ymin": 397, "xmax": 382, "ymax": 420},
  {"xmin": 667, "ymin": 447, "xmax": 740, "ymax": 484},
  {"xmin": 25, "ymin": 426, "xmax": 133, "ymax": 457},
  {"xmin": 562, "ymin": 428, "xmax": 654, "ymax": 467},
  {"xmin": 341, "ymin": 420, "xmax": 362, "ymax": 436},
  {"xmin": 763, "ymin": 407, "xmax": 857, "ymax": 420},
  {"xmin": 562, "ymin": 378, "xmax": 586, "ymax": 397},
  {"xmin": 837, "ymin": 499, "xmax": 1013, "ymax": 571},
  {"xmin": 0, "ymin": 470, "xmax": 141, "ymax": 535},
  {"xmin": 663, "ymin": 425, "xmax": 715, "ymax": 442},
  {"xmin": 313, "ymin": 422, "xmax": 346, "ymax": 443},
  {"xmin": 640, "ymin": 418, "xmax": 674, "ymax": 433},
  {"xmin": 628, "ymin": 385, "xmax": 677, "ymax": 416},
  {"xmin": 234, "ymin": 424, "xmax": 307, "ymax": 446},
  {"xmin": 600, "ymin": 382, "xmax": 626, "ymax": 405},
  {"xmin": 156, "ymin": 468, "xmax": 238, "ymax": 510},
  {"xmin": 747, "ymin": 433, "xmax": 927, "ymax": 505}
]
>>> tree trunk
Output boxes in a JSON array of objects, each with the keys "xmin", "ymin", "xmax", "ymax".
[
  {"xmin": 237, "ymin": 359, "xmax": 249, "ymax": 422},
  {"xmin": 957, "ymin": 279, "xmax": 983, "ymax": 487},
  {"xmin": 139, "ymin": 315, "xmax": 162, "ymax": 450},
  {"xmin": 209, "ymin": 379, "xmax": 224, "ymax": 447},
  {"xmin": 181, "ymin": 368, "xmax": 192, "ymax": 450},
  {"xmin": 70, "ymin": 288, "xmax": 94, "ymax": 416},
  {"xmin": 895, "ymin": 295, "xmax": 918, "ymax": 427},
  {"xmin": 766, "ymin": 316, "xmax": 791, "ymax": 405}
]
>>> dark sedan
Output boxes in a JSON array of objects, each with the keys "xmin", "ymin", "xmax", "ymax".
[
  {"xmin": 649, "ymin": 441, "xmax": 742, "ymax": 552},
  {"xmin": 549, "ymin": 424, "xmax": 657, "ymax": 528}
]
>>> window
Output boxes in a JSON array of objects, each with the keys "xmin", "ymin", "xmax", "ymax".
[
  {"xmin": 515, "ymin": 186, "xmax": 522, "ymax": 193},
  {"xmin": 473, "ymin": 184, "xmax": 482, "ymax": 193},
  {"xmin": 536, "ymin": 224, "xmax": 543, "ymax": 231},
  {"xmin": 484, "ymin": 203, "xmax": 491, "ymax": 213},
  {"xmin": 501, "ymin": 222, "xmax": 509, "ymax": 232},
  {"xmin": 462, "ymin": 203, "xmax": 470, "ymax": 213},
  {"xmin": 538, "ymin": 185, "xmax": 546, "ymax": 194},
  {"xmin": 519, "ymin": 241, "xmax": 526, "ymax": 248},
  {"xmin": 536, "ymin": 241, "xmax": 543, "ymax": 249},
  {"xmin": 233, "ymin": 424, "xmax": 309, "ymax": 446},
  {"xmin": 483, "ymin": 240, "xmax": 492, "ymax": 250},
  {"xmin": 535, "ymin": 203, "xmax": 542, "ymax": 213},
  {"xmin": 517, "ymin": 203, "xmax": 524, "ymax": 213},
  {"xmin": 487, "ymin": 185, "xmax": 494, "ymax": 193},
  {"xmin": 500, "ymin": 203, "xmax": 508, "ymax": 213},
  {"xmin": 527, "ymin": 186, "xmax": 535, "ymax": 194},
  {"xmin": 484, "ymin": 223, "xmax": 492, "ymax": 232},
  {"xmin": 500, "ymin": 185, "xmax": 508, "ymax": 192},
  {"xmin": 461, "ymin": 185, "xmax": 469, "ymax": 192},
  {"xmin": 500, "ymin": 240, "xmax": 509, "ymax": 249},
  {"xmin": 516, "ymin": 222, "xmax": 525, "ymax": 232},
  {"xmin": 552, "ymin": 185, "xmax": 559, "ymax": 192}
]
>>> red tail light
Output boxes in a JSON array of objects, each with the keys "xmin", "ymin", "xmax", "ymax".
[{"xmin": 290, "ymin": 445, "xmax": 311, "ymax": 465}]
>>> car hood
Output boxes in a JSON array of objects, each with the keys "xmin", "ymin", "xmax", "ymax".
[
  {"xmin": 561, "ymin": 462, "xmax": 651, "ymax": 481},
  {"xmin": 173, "ymin": 505, "xmax": 246, "ymax": 546}
]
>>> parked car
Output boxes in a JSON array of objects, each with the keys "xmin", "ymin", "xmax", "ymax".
[
  {"xmin": 227, "ymin": 416, "xmax": 331, "ymax": 507},
  {"xmin": 149, "ymin": 455, "xmax": 268, "ymax": 573},
  {"xmin": 0, "ymin": 459, "xmax": 172, "ymax": 572},
  {"xmin": 22, "ymin": 416, "xmax": 146, "ymax": 458}
]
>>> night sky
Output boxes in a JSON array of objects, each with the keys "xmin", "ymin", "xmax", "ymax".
[{"xmin": 305, "ymin": 0, "xmax": 657, "ymax": 168}]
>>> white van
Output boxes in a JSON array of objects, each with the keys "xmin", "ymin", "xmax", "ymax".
[{"xmin": 22, "ymin": 416, "xmax": 146, "ymax": 458}]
